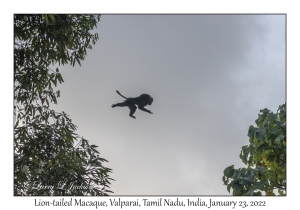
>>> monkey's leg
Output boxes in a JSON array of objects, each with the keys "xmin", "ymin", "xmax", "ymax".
[
  {"xmin": 112, "ymin": 102, "xmax": 127, "ymax": 108},
  {"xmin": 129, "ymin": 104, "xmax": 137, "ymax": 119}
]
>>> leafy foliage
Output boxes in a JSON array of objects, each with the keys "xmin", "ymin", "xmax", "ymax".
[
  {"xmin": 14, "ymin": 14, "xmax": 114, "ymax": 195},
  {"xmin": 222, "ymin": 103, "xmax": 286, "ymax": 196}
]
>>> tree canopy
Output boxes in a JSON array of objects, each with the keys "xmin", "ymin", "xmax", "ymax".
[
  {"xmin": 222, "ymin": 103, "xmax": 286, "ymax": 196},
  {"xmin": 14, "ymin": 14, "xmax": 114, "ymax": 196}
]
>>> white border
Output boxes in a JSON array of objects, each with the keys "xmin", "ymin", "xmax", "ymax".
[{"xmin": 2, "ymin": 1, "xmax": 298, "ymax": 209}]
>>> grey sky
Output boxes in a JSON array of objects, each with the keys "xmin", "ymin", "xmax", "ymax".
[{"xmin": 54, "ymin": 15, "xmax": 285, "ymax": 195}]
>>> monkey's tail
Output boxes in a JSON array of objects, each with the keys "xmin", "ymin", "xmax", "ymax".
[{"xmin": 116, "ymin": 90, "xmax": 128, "ymax": 99}]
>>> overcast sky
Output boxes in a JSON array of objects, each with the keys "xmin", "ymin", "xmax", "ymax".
[{"xmin": 53, "ymin": 15, "xmax": 285, "ymax": 195}]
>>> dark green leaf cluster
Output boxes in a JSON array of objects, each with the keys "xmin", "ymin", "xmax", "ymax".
[
  {"xmin": 14, "ymin": 14, "xmax": 114, "ymax": 196},
  {"xmin": 222, "ymin": 104, "xmax": 286, "ymax": 196},
  {"xmin": 14, "ymin": 14, "xmax": 100, "ymax": 69}
]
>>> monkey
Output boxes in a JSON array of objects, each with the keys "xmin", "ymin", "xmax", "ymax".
[{"xmin": 112, "ymin": 90, "xmax": 153, "ymax": 119}]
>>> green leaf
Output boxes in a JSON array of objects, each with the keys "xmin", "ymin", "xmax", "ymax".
[
  {"xmin": 256, "ymin": 129, "xmax": 265, "ymax": 142},
  {"xmin": 22, "ymin": 165, "xmax": 28, "ymax": 173},
  {"xmin": 241, "ymin": 145, "xmax": 249, "ymax": 157},
  {"xmin": 256, "ymin": 143, "xmax": 268, "ymax": 154},
  {"xmin": 14, "ymin": 120, "xmax": 19, "ymax": 129},
  {"xmin": 43, "ymin": 15, "xmax": 49, "ymax": 25},
  {"xmin": 32, "ymin": 107, "xmax": 36, "ymax": 117},
  {"xmin": 248, "ymin": 125, "xmax": 255, "ymax": 139},
  {"xmin": 246, "ymin": 188, "xmax": 254, "ymax": 196},
  {"xmin": 76, "ymin": 57, "xmax": 81, "ymax": 66},
  {"xmin": 222, "ymin": 175, "xmax": 226, "ymax": 184},
  {"xmin": 275, "ymin": 134, "xmax": 285, "ymax": 144},
  {"xmin": 253, "ymin": 180, "xmax": 267, "ymax": 190},
  {"xmin": 258, "ymin": 167, "xmax": 266, "ymax": 175},
  {"xmin": 48, "ymin": 14, "xmax": 55, "ymax": 22},
  {"xmin": 268, "ymin": 112, "xmax": 278, "ymax": 122},
  {"xmin": 267, "ymin": 154, "xmax": 275, "ymax": 162},
  {"xmin": 26, "ymin": 116, "xmax": 30, "ymax": 124},
  {"xmin": 232, "ymin": 182, "xmax": 243, "ymax": 194},
  {"xmin": 239, "ymin": 179, "xmax": 249, "ymax": 185},
  {"xmin": 245, "ymin": 172, "xmax": 254, "ymax": 182},
  {"xmin": 224, "ymin": 165, "xmax": 234, "ymax": 177},
  {"xmin": 227, "ymin": 184, "xmax": 231, "ymax": 193}
]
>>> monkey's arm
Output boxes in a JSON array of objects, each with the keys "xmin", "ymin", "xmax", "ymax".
[{"xmin": 138, "ymin": 106, "xmax": 153, "ymax": 114}]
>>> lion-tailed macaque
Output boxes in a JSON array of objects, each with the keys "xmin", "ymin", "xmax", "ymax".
[{"xmin": 112, "ymin": 90, "xmax": 153, "ymax": 119}]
